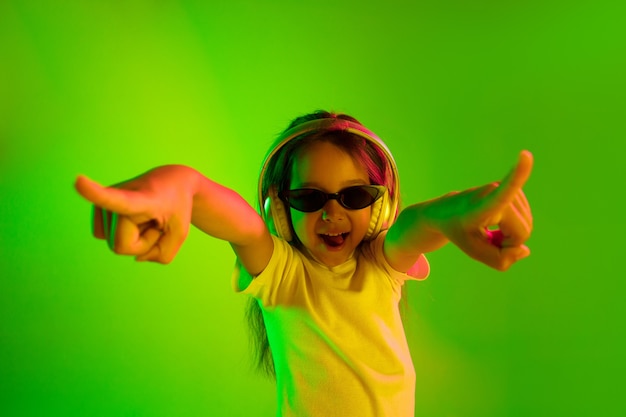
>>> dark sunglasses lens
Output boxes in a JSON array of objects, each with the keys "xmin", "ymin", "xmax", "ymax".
[
  {"xmin": 287, "ymin": 189, "xmax": 326, "ymax": 212},
  {"xmin": 342, "ymin": 186, "xmax": 380, "ymax": 209}
]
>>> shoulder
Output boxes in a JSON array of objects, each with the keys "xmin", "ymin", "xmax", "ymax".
[{"xmin": 233, "ymin": 235, "xmax": 302, "ymax": 293}]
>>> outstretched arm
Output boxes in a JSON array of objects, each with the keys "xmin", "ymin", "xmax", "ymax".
[
  {"xmin": 384, "ymin": 151, "xmax": 534, "ymax": 272},
  {"xmin": 75, "ymin": 165, "xmax": 273, "ymax": 275}
]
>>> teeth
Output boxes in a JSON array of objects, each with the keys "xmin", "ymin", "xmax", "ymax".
[{"xmin": 323, "ymin": 232, "xmax": 345, "ymax": 237}]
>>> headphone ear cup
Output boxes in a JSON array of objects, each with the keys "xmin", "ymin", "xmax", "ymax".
[
  {"xmin": 265, "ymin": 187, "xmax": 293, "ymax": 242},
  {"xmin": 365, "ymin": 190, "xmax": 391, "ymax": 240}
]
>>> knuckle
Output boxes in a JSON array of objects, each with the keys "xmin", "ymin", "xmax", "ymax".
[
  {"xmin": 494, "ymin": 263, "xmax": 509, "ymax": 272},
  {"xmin": 158, "ymin": 253, "xmax": 175, "ymax": 264},
  {"xmin": 111, "ymin": 244, "xmax": 130, "ymax": 255},
  {"xmin": 493, "ymin": 257, "xmax": 513, "ymax": 272},
  {"xmin": 498, "ymin": 263, "xmax": 511, "ymax": 272},
  {"xmin": 111, "ymin": 238, "xmax": 135, "ymax": 255}
]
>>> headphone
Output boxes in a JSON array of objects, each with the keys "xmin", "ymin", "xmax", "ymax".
[{"xmin": 259, "ymin": 118, "xmax": 400, "ymax": 243}]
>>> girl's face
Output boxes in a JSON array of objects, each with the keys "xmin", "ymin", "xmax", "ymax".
[{"xmin": 288, "ymin": 141, "xmax": 372, "ymax": 267}]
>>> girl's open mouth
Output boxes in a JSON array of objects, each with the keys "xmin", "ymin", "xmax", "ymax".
[{"xmin": 320, "ymin": 232, "xmax": 349, "ymax": 248}]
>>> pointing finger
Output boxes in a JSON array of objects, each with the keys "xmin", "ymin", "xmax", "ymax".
[
  {"xmin": 490, "ymin": 151, "xmax": 534, "ymax": 208},
  {"xmin": 75, "ymin": 175, "xmax": 145, "ymax": 215}
]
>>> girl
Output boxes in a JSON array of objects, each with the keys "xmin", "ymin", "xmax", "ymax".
[{"xmin": 75, "ymin": 110, "xmax": 533, "ymax": 416}]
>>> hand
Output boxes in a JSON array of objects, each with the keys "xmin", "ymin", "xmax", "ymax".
[
  {"xmin": 74, "ymin": 166, "xmax": 195, "ymax": 263},
  {"xmin": 426, "ymin": 151, "xmax": 534, "ymax": 271}
]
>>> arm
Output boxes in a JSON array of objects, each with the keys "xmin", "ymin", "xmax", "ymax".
[
  {"xmin": 74, "ymin": 165, "xmax": 273, "ymax": 275},
  {"xmin": 384, "ymin": 151, "xmax": 533, "ymax": 272}
]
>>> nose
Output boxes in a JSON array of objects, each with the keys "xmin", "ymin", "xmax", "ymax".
[{"xmin": 322, "ymin": 199, "xmax": 344, "ymax": 222}]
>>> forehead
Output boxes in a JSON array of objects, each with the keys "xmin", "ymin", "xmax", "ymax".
[{"xmin": 290, "ymin": 141, "xmax": 369, "ymax": 189}]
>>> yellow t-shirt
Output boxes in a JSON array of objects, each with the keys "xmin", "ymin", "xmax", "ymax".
[{"xmin": 233, "ymin": 231, "xmax": 429, "ymax": 417}]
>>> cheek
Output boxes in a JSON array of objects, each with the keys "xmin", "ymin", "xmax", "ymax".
[
  {"xmin": 289, "ymin": 210, "xmax": 315, "ymax": 239},
  {"xmin": 354, "ymin": 209, "xmax": 372, "ymax": 233}
]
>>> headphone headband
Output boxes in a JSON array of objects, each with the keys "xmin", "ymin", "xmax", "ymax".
[
  {"xmin": 259, "ymin": 118, "xmax": 399, "ymax": 216},
  {"xmin": 258, "ymin": 117, "xmax": 400, "ymax": 241}
]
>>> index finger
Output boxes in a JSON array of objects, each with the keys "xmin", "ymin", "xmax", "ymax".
[
  {"xmin": 491, "ymin": 150, "xmax": 534, "ymax": 207},
  {"xmin": 75, "ymin": 175, "xmax": 143, "ymax": 215}
]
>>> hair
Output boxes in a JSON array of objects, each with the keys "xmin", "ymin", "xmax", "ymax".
[{"xmin": 246, "ymin": 110, "xmax": 398, "ymax": 378}]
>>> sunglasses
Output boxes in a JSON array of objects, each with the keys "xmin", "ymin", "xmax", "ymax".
[{"xmin": 280, "ymin": 185, "xmax": 386, "ymax": 212}]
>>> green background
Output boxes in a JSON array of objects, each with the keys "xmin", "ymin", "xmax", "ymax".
[{"xmin": 1, "ymin": 1, "xmax": 624, "ymax": 416}]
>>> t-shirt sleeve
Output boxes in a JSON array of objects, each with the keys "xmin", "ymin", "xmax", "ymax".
[{"xmin": 231, "ymin": 235, "xmax": 302, "ymax": 307}]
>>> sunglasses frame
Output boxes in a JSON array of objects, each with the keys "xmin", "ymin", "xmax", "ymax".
[{"xmin": 280, "ymin": 185, "xmax": 387, "ymax": 213}]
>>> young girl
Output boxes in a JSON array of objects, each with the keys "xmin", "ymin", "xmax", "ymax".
[{"xmin": 75, "ymin": 110, "xmax": 533, "ymax": 417}]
